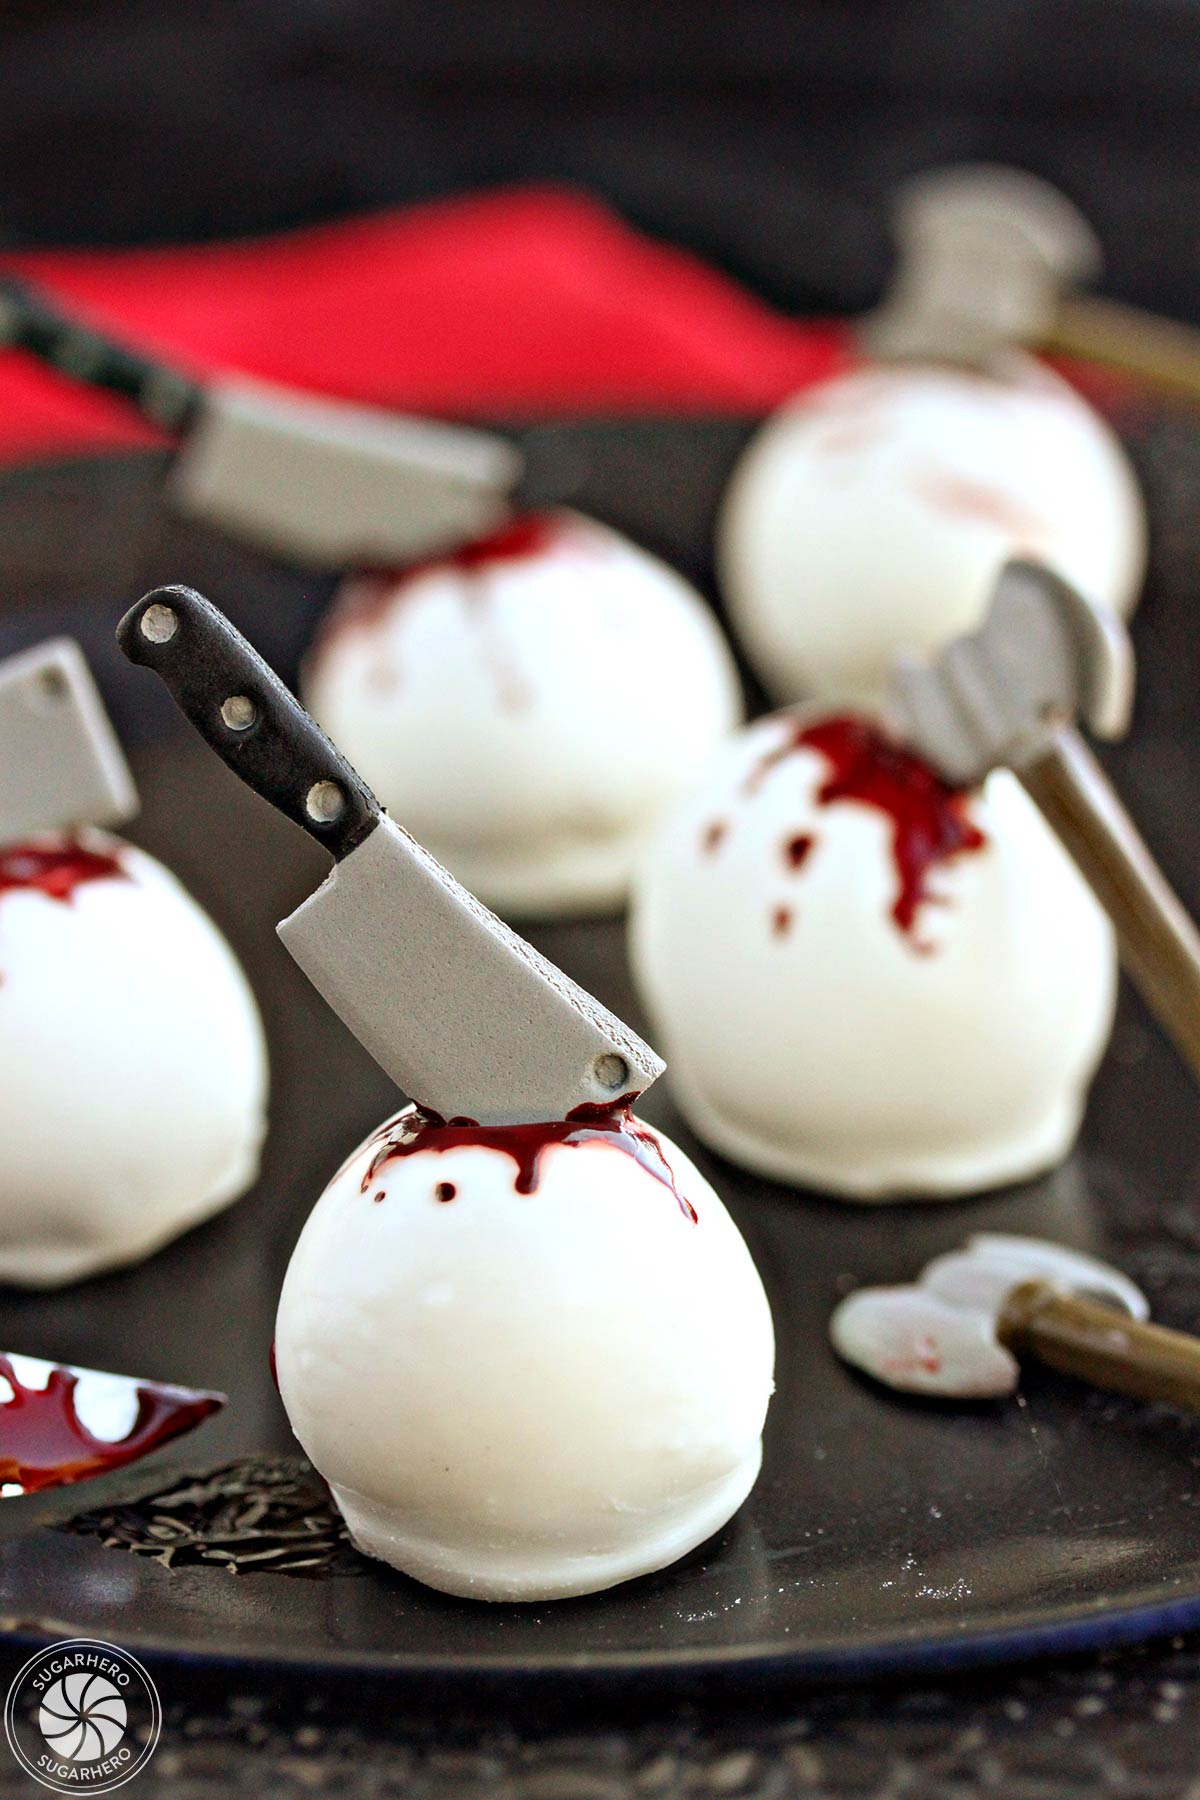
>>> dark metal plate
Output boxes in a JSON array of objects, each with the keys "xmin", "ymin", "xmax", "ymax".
[{"xmin": 1, "ymin": 417, "xmax": 1199, "ymax": 1689}]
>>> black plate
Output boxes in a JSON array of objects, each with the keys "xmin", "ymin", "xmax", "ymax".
[{"xmin": 1, "ymin": 418, "xmax": 1200, "ymax": 1690}]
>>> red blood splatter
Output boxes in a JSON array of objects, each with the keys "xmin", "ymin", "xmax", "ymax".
[
  {"xmin": 312, "ymin": 513, "xmax": 569, "ymax": 711},
  {"xmin": 435, "ymin": 1182, "xmax": 457, "ymax": 1203},
  {"xmin": 812, "ymin": 423, "xmax": 884, "ymax": 457},
  {"xmin": 0, "ymin": 839, "xmax": 126, "ymax": 905},
  {"xmin": 784, "ymin": 833, "xmax": 815, "ymax": 871},
  {"xmin": 772, "ymin": 905, "xmax": 793, "ymax": 938},
  {"xmin": 701, "ymin": 819, "xmax": 729, "ymax": 856},
  {"xmin": 746, "ymin": 714, "xmax": 985, "ymax": 940},
  {"xmin": 909, "ymin": 466, "xmax": 1051, "ymax": 543},
  {"xmin": 358, "ymin": 1100, "xmax": 697, "ymax": 1224},
  {"xmin": 314, "ymin": 514, "xmax": 568, "ymax": 643},
  {"xmin": 372, "ymin": 1190, "xmax": 386, "ymax": 1204},
  {"xmin": 0, "ymin": 1354, "xmax": 222, "ymax": 1495},
  {"xmin": 880, "ymin": 1337, "xmax": 945, "ymax": 1380}
]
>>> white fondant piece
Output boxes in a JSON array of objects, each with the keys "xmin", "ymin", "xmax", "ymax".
[
  {"xmin": 305, "ymin": 511, "xmax": 743, "ymax": 917},
  {"xmin": 0, "ymin": 831, "xmax": 268, "ymax": 1286},
  {"xmin": 718, "ymin": 356, "xmax": 1146, "ymax": 703},
  {"xmin": 275, "ymin": 1109, "xmax": 775, "ymax": 1601}
]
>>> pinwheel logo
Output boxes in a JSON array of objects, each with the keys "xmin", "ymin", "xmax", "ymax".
[
  {"xmin": 39, "ymin": 1671, "xmax": 126, "ymax": 1761},
  {"xmin": 5, "ymin": 1639, "xmax": 160, "ymax": 1792}
]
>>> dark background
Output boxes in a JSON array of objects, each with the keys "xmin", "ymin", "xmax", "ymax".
[{"xmin": 2, "ymin": 0, "xmax": 1197, "ymax": 322}]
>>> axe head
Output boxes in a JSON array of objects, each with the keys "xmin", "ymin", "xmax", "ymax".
[
  {"xmin": 885, "ymin": 559, "xmax": 1134, "ymax": 787},
  {"xmin": 863, "ymin": 163, "xmax": 1102, "ymax": 368},
  {"xmin": 830, "ymin": 1233, "xmax": 1147, "ymax": 1399}
]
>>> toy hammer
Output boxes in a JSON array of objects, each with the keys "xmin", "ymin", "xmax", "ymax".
[
  {"xmin": 886, "ymin": 558, "xmax": 1200, "ymax": 1085},
  {"xmin": 864, "ymin": 164, "xmax": 1200, "ymax": 401},
  {"xmin": 831, "ymin": 1233, "xmax": 1200, "ymax": 1411}
]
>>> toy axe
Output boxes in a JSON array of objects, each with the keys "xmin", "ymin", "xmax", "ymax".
[
  {"xmin": 886, "ymin": 557, "xmax": 1200, "ymax": 1083},
  {"xmin": 831, "ymin": 1232, "xmax": 1200, "ymax": 1412},
  {"xmin": 864, "ymin": 163, "xmax": 1200, "ymax": 400}
]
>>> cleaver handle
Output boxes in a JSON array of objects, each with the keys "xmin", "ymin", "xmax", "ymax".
[
  {"xmin": 117, "ymin": 585, "xmax": 381, "ymax": 860},
  {"xmin": 1019, "ymin": 725, "xmax": 1200, "ymax": 1083},
  {"xmin": 0, "ymin": 277, "xmax": 201, "ymax": 434}
]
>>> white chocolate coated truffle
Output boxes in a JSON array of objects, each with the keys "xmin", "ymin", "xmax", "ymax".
[
  {"xmin": 304, "ymin": 512, "xmax": 743, "ymax": 919},
  {"xmin": 275, "ymin": 1106, "xmax": 774, "ymax": 1601},
  {"xmin": 0, "ymin": 832, "xmax": 268, "ymax": 1285},
  {"xmin": 718, "ymin": 356, "xmax": 1146, "ymax": 702},
  {"xmin": 629, "ymin": 711, "xmax": 1116, "ymax": 1200}
]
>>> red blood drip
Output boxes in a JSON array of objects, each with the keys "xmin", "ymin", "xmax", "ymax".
[
  {"xmin": 0, "ymin": 839, "xmax": 126, "ymax": 905},
  {"xmin": 909, "ymin": 467, "xmax": 1051, "ymax": 542},
  {"xmin": 421, "ymin": 513, "xmax": 565, "ymax": 579},
  {"xmin": 313, "ymin": 513, "xmax": 567, "ymax": 711},
  {"xmin": 812, "ymin": 423, "xmax": 884, "ymax": 457},
  {"xmin": 771, "ymin": 905, "xmax": 793, "ymax": 938},
  {"xmin": 315, "ymin": 513, "xmax": 568, "ymax": 643},
  {"xmin": 747, "ymin": 714, "xmax": 985, "ymax": 939},
  {"xmin": 359, "ymin": 1099, "xmax": 698, "ymax": 1224},
  {"xmin": 784, "ymin": 833, "xmax": 815, "ymax": 871},
  {"xmin": 435, "ymin": 1182, "xmax": 457, "ymax": 1203},
  {"xmin": 700, "ymin": 820, "xmax": 728, "ymax": 856},
  {"xmin": 882, "ymin": 1336, "xmax": 944, "ymax": 1380},
  {"xmin": 0, "ymin": 1354, "xmax": 222, "ymax": 1494}
]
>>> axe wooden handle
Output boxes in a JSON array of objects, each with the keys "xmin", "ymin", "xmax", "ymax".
[
  {"xmin": 1043, "ymin": 294, "xmax": 1200, "ymax": 405},
  {"xmin": 1019, "ymin": 727, "xmax": 1200, "ymax": 1083},
  {"xmin": 999, "ymin": 1280, "xmax": 1200, "ymax": 1413}
]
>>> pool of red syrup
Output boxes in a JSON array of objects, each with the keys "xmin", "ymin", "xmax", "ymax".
[
  {"xmin": 0, "ymin": 839, "xmax": 127, "ymax": 905},
  {"xmin": 359, "ymin": 1100, "xmax": 698, "ymax": 1223},
  {"xmin": 0, "ymin": 1354, "xmax": 222, "ymax": 1494}
]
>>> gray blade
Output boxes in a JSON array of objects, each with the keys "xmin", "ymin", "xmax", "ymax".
[
  {"xmin": 886, "ymin": 559, "xmax": 1134, "ymax": 786},
  {"xmin": 170, "ymin": 377, "xmax": 524, "ymax": 567},
  {"xmin": 278, "ymin": 816, "xmax": 664, "ymax": 1124},
  {"xmin": 862, "ymin": 164, "xmax": 1101, "ymax": 369},
  {"xmin": 0, "ymin": 639, "xmax": 138, "ymax": 842}
]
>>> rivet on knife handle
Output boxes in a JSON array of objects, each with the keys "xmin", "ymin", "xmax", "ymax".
[{"xmin": 117, "ymin": 585, "xmax": 380, "ymax": 860}]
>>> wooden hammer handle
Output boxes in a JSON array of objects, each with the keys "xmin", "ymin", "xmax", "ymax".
[
  {"xmin": 1046, "ymin": 293, "xmax": 1200, "ymax": 406},
  {"xmin": 999, "ymin": 1280, "xmax": 1200, "ymax": 1413},
  {"xmin": 1019, "ymin": 727, "xmax": 1200, "ymax": 1084}
]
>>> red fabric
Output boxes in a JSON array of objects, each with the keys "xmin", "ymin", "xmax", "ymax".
[{"xmin": 0, "ymin": 186, "xmax": 852, "ymax": 464}]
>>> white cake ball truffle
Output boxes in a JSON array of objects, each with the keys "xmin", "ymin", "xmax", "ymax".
[
  {"xmin": 718, "ymin": 355, "xmax": 1146, "ymax": 702},
  {"xmin": 304, "ymin": 511, "xmax": 743, "ymax": 918},
  {"xmin": 0, "ymin": 831, "xmax": 268, "ymax": 1285},
  {"xmin": 630, "ymin": 710, "xmax": 1116, "ymax": 1200},
  {"xmin": 275, "ymin": 1104, "xmax": 774, "ymax": 1601}
]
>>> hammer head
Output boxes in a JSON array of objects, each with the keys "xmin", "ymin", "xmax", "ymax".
[
  {"xmin": 830, "ymin": 1233, "xmax": 1147, "ymax": 1398},
  {"xmin": 863, "ymin": 164, "xmax": 1102, "ymax": 369},
  {"xmin": 885, "ymin": 558, "xmax": 1134, "ymax": 788}
]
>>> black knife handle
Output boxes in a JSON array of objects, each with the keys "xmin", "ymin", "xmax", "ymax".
[
  {"xmin": 0, "ymin": 277, "xmax": 201, "ymax": 434},
  {"xmin": 117, "ymin": 585, "xmax": 381, "ymax": 860}
]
